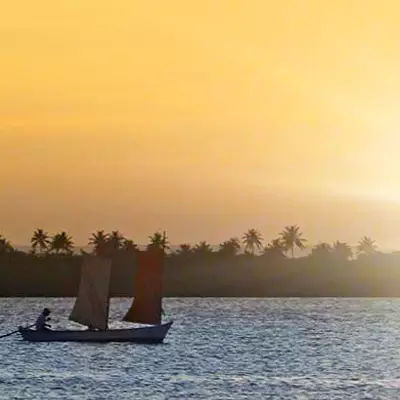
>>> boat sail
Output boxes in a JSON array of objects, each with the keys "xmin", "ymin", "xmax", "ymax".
[
  {"xmin": 18, "ymin": 250, "xmax": 173, "ymax": 343},
  {"xmin": 69, "ymin": 255, "xmax": 112, "ymax": 330},
  {"xmin": 123, "ymin": 249, "xmax": 164, "ymax": 325}
]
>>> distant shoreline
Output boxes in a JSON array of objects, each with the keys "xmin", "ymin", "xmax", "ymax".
[
  {"xmin": 13, "ymin": 244, "xmax": 317, "ymax": 256},
  {"xmin": 1, "ymin": 251, "xmax": 400, "ymax": 297}
]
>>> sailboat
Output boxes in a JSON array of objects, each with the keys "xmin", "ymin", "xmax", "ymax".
[{"xmin": 18, "ymin": 249, "xmax": 173, "ymax": 343}]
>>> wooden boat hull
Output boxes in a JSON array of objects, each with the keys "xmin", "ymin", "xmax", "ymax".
[{"xmin": 18, "ymin": 321, "xmax": 173, "ymax": 343}]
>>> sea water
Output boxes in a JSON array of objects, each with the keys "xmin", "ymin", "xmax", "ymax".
[{"xmin": 0, "ymin": 298, "xmax": 399, "ymax": 399}]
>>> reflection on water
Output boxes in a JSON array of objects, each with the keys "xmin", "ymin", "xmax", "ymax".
[{"xmin": 0, "ymin": 298, "xmax": 400, "ymax": 399}]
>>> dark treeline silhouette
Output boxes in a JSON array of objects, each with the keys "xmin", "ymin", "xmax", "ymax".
[{"xmin": 1, "ymin": 226, "xmax": 399, "ymax": 297}]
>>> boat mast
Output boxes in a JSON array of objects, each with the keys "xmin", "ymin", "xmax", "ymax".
[{"xmin": 104, "ymin": 260, "xmax": 111, "ymax": 330}]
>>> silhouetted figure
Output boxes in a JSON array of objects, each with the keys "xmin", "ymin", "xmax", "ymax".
[{"xmin": 35, "ymin": 308, "xmax": 52, "ymax": 331}]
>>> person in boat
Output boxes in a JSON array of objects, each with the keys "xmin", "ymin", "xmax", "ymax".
[{"xmin": 35, "ymin": 308, "xmax": 52, "ymax": 331}]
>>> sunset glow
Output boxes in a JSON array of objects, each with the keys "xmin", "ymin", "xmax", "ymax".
[{"xmin": 2, "ymin": 1, "xmax": 400, "ymax": 246}]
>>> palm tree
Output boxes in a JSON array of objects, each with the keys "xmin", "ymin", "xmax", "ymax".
[
  {"xmin": 218, "ymin": 237, "xmax": 241, "ymax": 257},
  {"xmin": 310, "ymin": 242, "xmax": 332, "ymax": 259},
  {"xmin": 242, "ymin": 229, "xmax": 263, "ymax": 255},
  {"xmin": 0, "ymin": 234, "xmax": 13, "ymax": 254},
  {"xmin": 263, "ymin": 238, "xmax": 286, "ymax": 258},
  {"xmin": 147, "ymin": 231, "xmax": 169, "ymax": 251},
  {"xmin": 356, "ymin": 236, "xmax": 377, "ymax": 256},
  {"xmin": 279, "ymin": 225, "xmax": 306, "ymax": 258},
  {"xmin": 50, "ymin": 232, "xmax": 74, "ymax": 255},
  {"xmin": 122, "ymin": 239, "xmax": 136, "ymax": 250},
  {"xmin": 122, "ymin": 239, "xmax": 137, "ymax": 253},
  {"xmin": 175, "ymin": 244, "xmax": 193, "ymax": 256},
  {"xmin": 108, "ymin": 230, "xmax": 125, "ymax": 252},
  {"xmin": 332, "ymin": 241, "xmax": 353, "ymax": 261},
  {"xmin": 31, "ymin": 229, "xmax": 50, "ymax": 255},
  {"xmin": 193, "ymin": 241, "xmax": 213, "ymax": 255},
  {"xmin": 88, "ymin": 230, "xmax": 109, "ymax": 255}
]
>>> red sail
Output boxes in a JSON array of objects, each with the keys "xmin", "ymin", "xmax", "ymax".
[{"xmin": 123, "ymin": 249, "xmax": 164, "ymax": 325}]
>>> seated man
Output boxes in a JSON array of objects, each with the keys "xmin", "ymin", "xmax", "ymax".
[{"xmin": 35, "ymin": 308, "xmax": 52, "ymax": 331}]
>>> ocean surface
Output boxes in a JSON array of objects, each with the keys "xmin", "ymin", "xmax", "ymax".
[{"xmin": 0, "ymin": 298, "xmax": 400, "ymax": 399}]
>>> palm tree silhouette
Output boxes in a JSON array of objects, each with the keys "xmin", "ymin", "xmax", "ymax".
[
  {"xmin": 109, "ymin": 231, "xmax": 125, "ymax": 250},
  {"xmin": 332, "ymin": 241, "xmax": 353, "ymax": 261},
  {"xmin": 0, "ymin": 234, "xmax": 13, "ymax": 254},
  {"xmin": 193, "ymin": 241, "xmax": 213, "ymax": 256},
  {"xmin": 50, "ymin": 232, "xmax": 74, "ymax": 254},
  {"xmin": 218, "ymin": 237, "xmax": 241, "ymax": 257},
  {"xmin": 263, "ymin": 238, "xmax": 286, "ymax": 258},
  {"xmin": 31, "ymin": 229, "xmax": 50, "ymax": 255},
  {"xmin": 242, "ymin": 229, "xmax": 263, "ymax": 255},
  {"xmin": 310, "ymin": 242, "xmax": 332, "ymax": 258},
  {"xmin": 175, "ymin": 244, "xmax": 193, "ymax": 256},
  {"xmin": 356, "ymin": 236, "xmax": 377, "ymax": 256},
  {"xmin": 122, "ymin": 239, "xmax": 137, "ymax": 253},
  {"xmin": 279, "ymin": 225, "xmax": 306, "ymax": 258},
  {"xmin": 89, "ymin": 230, "xmax": 110, "ymax": 255},
  {"xmin": 147, "ymin": 231, "xmax": 169, "ymax": 251}
]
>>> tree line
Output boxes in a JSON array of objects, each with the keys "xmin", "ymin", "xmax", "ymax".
[
  {"xmin": 0, "ymin": 225, "xmax": 380, "ymax": 261},
  {"xmin": 1, "ymin": 225, "xmax": 396, "ymax": 297}
]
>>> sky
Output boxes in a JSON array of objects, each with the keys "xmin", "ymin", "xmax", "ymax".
[{"xmin": 2, "ymin": 1, "xmax": 400, "ymax": 248}]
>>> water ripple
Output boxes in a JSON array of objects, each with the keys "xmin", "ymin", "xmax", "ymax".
[{"xmin": 0, "ymin": 298, "xmax": 400, "ymax": 399}]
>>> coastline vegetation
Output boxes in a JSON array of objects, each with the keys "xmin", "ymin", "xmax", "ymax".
[{"xmin": 0, "ymin": 226, "xmax": 398, "ymax": 297}]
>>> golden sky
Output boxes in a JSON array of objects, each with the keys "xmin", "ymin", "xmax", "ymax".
[{"xmin": 2, "ymin": 0, "xmax": 400, "ymax": 247}]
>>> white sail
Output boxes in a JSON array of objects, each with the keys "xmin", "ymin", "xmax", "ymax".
[{"xmin": 69, "ymin": 256, "xmax": 111, "ymax": 330}]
